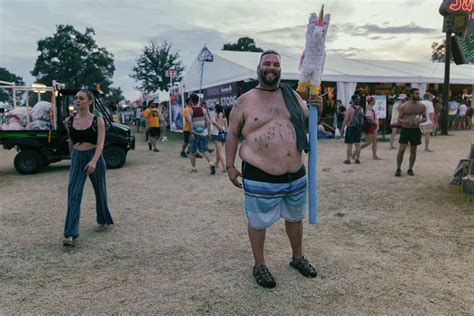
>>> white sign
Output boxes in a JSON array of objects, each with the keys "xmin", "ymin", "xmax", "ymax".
[{"xmin": 373, "ymin": 95, "xmax": 387, "ymax": 119}]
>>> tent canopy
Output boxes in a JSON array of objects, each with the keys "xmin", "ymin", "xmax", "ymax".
[{"xmin": 181, "ymin": 50, "xmax": 474, "ymax": 93}]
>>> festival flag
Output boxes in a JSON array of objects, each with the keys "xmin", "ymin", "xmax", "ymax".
[{"xmin": 198, "ymin": 46, "xmax": 214, "ymax": 62}]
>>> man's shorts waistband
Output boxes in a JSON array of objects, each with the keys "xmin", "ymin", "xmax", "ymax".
[{"xmin": 241, "ymin": 161, "xmax": 306, "ymax": 183}]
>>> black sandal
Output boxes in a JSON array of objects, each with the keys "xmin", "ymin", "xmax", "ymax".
[
  {"xmin": 290, "ymin": 256, "xmax": 317, "ymax": 278},
  {"xmin": 253, "ymin": 264, "xmax": 276, "ymax": 288}
]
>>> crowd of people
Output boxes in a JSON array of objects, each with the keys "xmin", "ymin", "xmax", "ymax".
[{"xmin": 341, "ymin": 88, "xmax": 473, "ymax": 176}]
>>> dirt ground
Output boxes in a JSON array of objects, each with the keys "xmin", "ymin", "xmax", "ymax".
[{"xmin": 0, "ymin": 129, "xmax": 473, "ymax": 314}]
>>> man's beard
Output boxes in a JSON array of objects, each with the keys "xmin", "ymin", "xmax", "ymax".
[
  {"xmin": 258, "ymin": 69, "xmax": 281, "ymax": 87},
  {"xmin": 412, "ymin": 95, "xmax": 421, "ymax": 101}
]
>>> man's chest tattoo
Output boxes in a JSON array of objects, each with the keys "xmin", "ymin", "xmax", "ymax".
[{"xmin": 254, "ymin": 121, "xmax": 295, "ymax": 151}]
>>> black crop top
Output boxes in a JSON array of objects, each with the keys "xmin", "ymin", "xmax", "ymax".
[{"xmin": 67, "ymin": 116, "xmax": 98, "ymax": 145}]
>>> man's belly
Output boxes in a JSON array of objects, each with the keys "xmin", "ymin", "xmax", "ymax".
[{"xmin": 239, "ymin": 120, "xmax": 304, "ymax": 175}]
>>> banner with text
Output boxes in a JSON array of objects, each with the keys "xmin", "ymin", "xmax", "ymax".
[
  {"xmin": 169, "ymin": 86, "xmax": 184, "ymax": 132},
  {"xmin": 374, "ymin": 95, "xmax": 387, "ymax": 119},
  {"xmin": 203, "ymin": 83, "xmax": 238, "ymax": 108}
]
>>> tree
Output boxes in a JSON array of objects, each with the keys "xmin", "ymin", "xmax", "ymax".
[
  {"xmin": 103, "ymin": 87, "xmax": 125, "ymax": 109},
  {"xmin": 31, "ymin": 24, "xmax": 115, "ymax": 92},
  {"xmin": 130, "ymin": 41, "xmax": 184, "ymax": 93},
  {"xmin": 222, "ymin": 37, "xmax": 264, "ymax": 52},
  {"xmin": 0, "ymin": 67, "xmax": 25, "ymax": 102}
]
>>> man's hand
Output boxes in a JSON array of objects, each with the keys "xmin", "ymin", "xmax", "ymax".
[
  {"xmin": 227, "ymin": 166, "xmax": 242, "ymax": 188},
  {"xmin": 308, "ymin": 95, "xmax": 323, "ymax": 110}
]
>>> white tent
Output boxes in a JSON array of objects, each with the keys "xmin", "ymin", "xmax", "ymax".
[{"xmin": 181, "ymin": 50, "xmax": 474, "ymax": 107}]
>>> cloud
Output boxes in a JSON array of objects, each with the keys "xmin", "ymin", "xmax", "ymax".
[
  {"xmin": 0, "ymin": 0, "xmax": 443, "ymax": 100},
  {"xmin": 368, "ymin": 35, "xmax": 396, "ymax": 41},
  {"xmin": 332, "ymin": 22, "xmax": 437, "ymax": 37},
  {"xmin": 327, "ymin": 47, "xmax": 364, "ymax": 58}
]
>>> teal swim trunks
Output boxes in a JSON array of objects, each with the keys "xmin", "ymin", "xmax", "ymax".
[{"xmin": 242, "ymin": 161, "xmax": 307, "ymax": 229}]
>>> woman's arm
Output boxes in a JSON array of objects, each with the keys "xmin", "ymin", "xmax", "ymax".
[
  {"xmin": 211, "ymin": 113, "xmax": 220, "ymax": 130},
  {"xmin": 85, "ymin": 117, "xmax": 105, "ymax": 176},
  {"xmin": 63, "ymin": 117, "xmax": 73, "ymax": 153},
  {"xmin": 341, "ymin": 107, "xmax": 352, "ymax": 134}
]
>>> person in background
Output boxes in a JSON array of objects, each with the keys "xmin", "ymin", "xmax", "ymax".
[
  {"xmin": 389, "ymin": 93, "xmax": 407, "ymax": 149},
  {"xmin": 211, "ymin": 104, "xmax": 228, "ymax": 172},
  {"xmin": 465, "ymin": 101, "xmax": 472, "ymax": 130},
  {"xmin": 359, "ymin": 96, "xmax": 381, "ymax": 159},
  {"xmin": 419, "ymin": 93, "xmax": 435, "ymax": 152},
  {"xmin": 143, "ymin": 101, "xmax": 151, "ymax": 143},
  {"xmin": 432, "ymin": 93, "xmax": 442, "ymax": 135},
  {"xmin": 201, "ymin": 101, "xmax": 214, "ymax": 155},
  {"xmin": 341, "ymin": 96, "xmax": 363, "ymax": 164},
  {"xmin": 457, "ymin": 99, "xmax": 468, "ymax": 130},
  {"xmin": 160, "ymin": 104, "xmax": 169, "ymax": 142},
  {"xmin": 395, "ymin": 88, "xmax": 426, "ymax": 177},
  {"xmin": 336, "ymin": 99, "xmax": 346, "ymax": 130},
  {"xmin": 448, "ymin": 97, "xmax": 460, "ymax": 130},
  {"xmin": 181, "ymin": 98, "xmax": 191, "ymax": 158},
  {"xmin": 143, "ymin": 102, "xmax": 161, "ymax": 152},
  {"xmin": 186, "ymin": 93, "xmax": 215, "ymax": 174},
  {"xmin": 317, "ymin": 122, "xmax": 334, "ymax": 139},
  {"xmin": 62, "ymin": 90, "xmax": 113, "ymax": 247}
]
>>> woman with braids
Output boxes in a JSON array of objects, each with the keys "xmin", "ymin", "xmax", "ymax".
[{"xmin": 62, "ymin": 90, "xmax": 113, "ymax": 247}]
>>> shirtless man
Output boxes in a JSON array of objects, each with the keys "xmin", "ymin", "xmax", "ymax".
[
  {"xmin": 395, "ymin": 88, "xmax": 427, "ymax": 177},
  {"xmin": 226, "ymin": 50, "xmax": 322, "ymax": 288}
]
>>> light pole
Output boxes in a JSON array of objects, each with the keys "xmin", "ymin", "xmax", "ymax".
[{"xmin": 32, "ymin": 82, "xmax": 47, "ymax": 102}]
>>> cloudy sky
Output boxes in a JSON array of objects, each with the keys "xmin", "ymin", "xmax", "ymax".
[{"xmin": 0, "ymin": 0, "xmax": 445, "ymax": 100}]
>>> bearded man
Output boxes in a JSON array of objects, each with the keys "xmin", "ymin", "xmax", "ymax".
[
  {"xmin": 225, "ymin": 50, "xmax": 322, "ymax": 288},
  {"xmin": 395, "ymin": 88, "xmax": 427, "ymax": 177}
]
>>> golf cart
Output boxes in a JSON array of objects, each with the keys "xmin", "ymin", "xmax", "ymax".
[{"xmin": 0, "ymin": 81, "xmax": 135, "ymax": 174}]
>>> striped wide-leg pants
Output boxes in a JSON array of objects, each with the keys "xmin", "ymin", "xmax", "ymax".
[{"xmin": 64, "ymin": 149, "xmax": 114, "ymax": 238}]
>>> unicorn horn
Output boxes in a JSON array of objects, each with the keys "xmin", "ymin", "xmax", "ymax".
[{"xmin": 318, "ymin": 5, "xmax": 324, "ymax": 25}]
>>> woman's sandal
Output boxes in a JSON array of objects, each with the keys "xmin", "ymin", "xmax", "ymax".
[{"xmin": 253, "ymin": 264, "xmax": 276, "ymax": 288}]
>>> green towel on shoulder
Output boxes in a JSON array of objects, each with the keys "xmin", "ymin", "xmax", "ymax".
[{"xmin": 280, "ymin": 83, "xmax": 309, "ymax": 152}]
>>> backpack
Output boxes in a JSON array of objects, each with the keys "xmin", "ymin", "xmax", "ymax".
[{"xmin": 349, "ymin": 106, "xmax": 369, "ymax": 131}]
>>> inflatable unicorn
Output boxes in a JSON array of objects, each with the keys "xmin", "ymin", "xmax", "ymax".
[{"xmin": 297, "ymin": 6, "xmax": 331, "ymax": 96}]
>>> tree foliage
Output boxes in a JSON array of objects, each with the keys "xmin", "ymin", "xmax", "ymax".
[
  {"xmin": 130, "ymin": 41, "xmax": 184, "ymax": 93},
  {"xmin": 223, "ymin": 37, "xmax": 264, "ymax": 52},
  {"xmin": 103, "ymin": 87, "xmax": 125, "ymax": 107},
  {"xmin": 31, "ymin": 24, "xmax": 115, "ymax": 92},
  {"xmin": 0, "ymin": 67, "xmax": 25, "ymax": 102}
]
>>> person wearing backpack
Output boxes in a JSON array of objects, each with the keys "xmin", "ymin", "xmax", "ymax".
[
  {"xmin": 341, "ymin": 96, "xmax": 363, "ymax": 164},
  {"xmin": 186, "ymin": 94, "xmax": 216, "ymax": 174},
  {"xmin": 359, "ymin": 96, "xmax": 382, "ymax": 160}
]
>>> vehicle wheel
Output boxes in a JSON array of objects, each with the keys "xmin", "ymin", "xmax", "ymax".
[
  {"xmin": 14, "ymin": 150, "xmax": 43, "ymax": 175},
  {"xmin": 103, "ymin": 146, "xmax": 126, "ymax": 169}
]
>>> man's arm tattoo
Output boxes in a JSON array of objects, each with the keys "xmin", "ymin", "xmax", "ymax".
[{"xmin": 237, "ymin": 119, "xmax": 244, "ymax": 137}]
